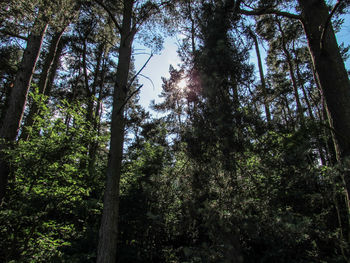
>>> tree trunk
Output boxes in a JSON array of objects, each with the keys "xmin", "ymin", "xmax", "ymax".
[
  {"xmin": 298, "ymin": 0, "xmax": 350, "ymax": 162},
  {"xmin": 251, "ymin": 32, "xmax": 271, "ymax": 124},
  {"xmin": 0, "ymin": 19, "xmax": 48, "ymax": 203},
  {"xmin": 20, "ymin": 30, "xmax": 65, "ymax": 141},
  {"xmin": 96, "ymin": 0, "xmax": 135, "ymax": 262},
  {"xmin": 298, "ymin": 2, "xmax": 350, "ymax": 227},
  {"xmin": 276, "ymin": 18, "xmax": 305, "ymax": 126},
  {"xmin": 88, "ymin": 55, "xmax": 107, "ymax": 177}
]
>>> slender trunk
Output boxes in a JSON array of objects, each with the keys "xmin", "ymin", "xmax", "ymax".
[
  {"xmin": 38, "ymin": 31, "xmax": 65, "ymax": 95},
  {"xmin": 96, "ymin": 1, "xmax": 135, "ymax": 262},
  {"xmin": 88, "ymin": 56, "xmax": 107, "ymax": 177},
  {"xmin": 85, "ymin": 43, "xmax": 103, "ymax": 124},
  {"xmin": 292, "ymin": 45, "xmax": 315, "ymax": 121},
  {"xmin": 0, "ymin": 83, "xmax": 13, "ymax": 128},
  {"xmin": 188, "ymin": 2, "xmax": 196, "ymax": 54},
  {"xmin": 283, "ymin": 94, "xmax": 293, "ymax": 129},
  {"xmin": 309, "ymin": 63, "xmax": 335, "ymax": 163},
  {"xmin": 45, "ymin": 37, "xmax": 65, "ymax": 97},
  {"xmin": 20, "ymin": 30, "xmax": 65, "ymax": 141},
  {"xmin": 78, "ymin": 38, "xmax": 92, "ymax": 170},
  {"xmin": 294, "ymin": 49, "xmax": 327, "ymax": 164},
  {"xmin": 276, "ymin": 19, "xmax": 305, "ymax": 126},
  {"xmin": 81, "ymin": 42, "xmax": 103, "ymax": 171},
  {"xmin": 298, "ymin": 0, "xmax": 350, "ymax": 162},
  {"xmin": 299, "ymin": 73, "xmax": 314, "ymax": 121},
  {"xmin": 0, "ymin": 19, "xmax": 48, "ymax": 202},
  {"xmin": 252, "ymin": 32, "xmax": 271, "ymax": 124}
]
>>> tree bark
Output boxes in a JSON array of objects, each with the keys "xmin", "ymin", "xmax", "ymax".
[
  {"xmin": 298, "ymin": 1, "xmax": 350, "ymax": 244},
  {"xmin": 298, "ymin": 0, "xmax": 350, "ymax": 162},
  {"xmin": 20, "ymin": 30, "xmax": 65, "ymax": 141},
  {"xmin": 88, "ymin": 53, "xmax": 107, "ymax": 177},
  {"xmin": 96, "ymin": 0, "xmax": 135, "ymax": 262},
  {"xmin": 0, "ymin": 19, "xmax": 48, "ymax": 203},
  {"xmin": 276, "ymin": 18, "xmax": 305, "ymax": 126}
]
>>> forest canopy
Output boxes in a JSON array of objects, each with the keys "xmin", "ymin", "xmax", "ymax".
[{"xmin": 0, "ymin": 0, "xmax": 350, "ymax": 262}]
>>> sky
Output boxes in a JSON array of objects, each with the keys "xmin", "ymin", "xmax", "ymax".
[
  {"xmin": 133, "ymin": 13, "xmax": 350, "ymax": 111},
  {"xmin": 133, "ymin": 38, "xmax": 181, "ymax": 109}
]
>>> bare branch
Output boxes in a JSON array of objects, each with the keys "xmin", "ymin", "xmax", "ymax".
[
  {"xmin": 127, "ymin": 53, "xmax": 153, "ymax": 89},
  {"xmin": 139, "ymin": 74, "xmax": 155, "ymax": 91}
]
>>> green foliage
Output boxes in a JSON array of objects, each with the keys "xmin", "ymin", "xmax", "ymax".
[{"xmin": 0, "ymin": 92, "xmax": 105, "ymax": 262}]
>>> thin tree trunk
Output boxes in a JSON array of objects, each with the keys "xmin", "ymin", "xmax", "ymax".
[
  {"xmin": 251, "ymin": 31, "xmax": 271, "ymax": 124},
  {"xmin": 88, "ymin": 55, "xmax": 107, "ymax": 177},
  {"xmin": 96, "ymin": 0, "xmax": 135, "ymax": 262},
  {"xmin": 80, "ymin": 41, "xmax": 104, "ymax": 170},
  {"xmin": 283, "ymin": 94, "xmax": 293, "ymax": 129},
  {"xmin": 276, "ymin": 18, "xmax": 305, "ymax": 126},
  {"xmin": 0, "ymin": 19, "xmax": 48, "ymax": 202},
  {"xmin": 293, "ymin": 48, "xmax": 327, "ymax": 165},
  {"xmin": 45, "ymin": 37, "xmax": 66, "ymax": 97}
]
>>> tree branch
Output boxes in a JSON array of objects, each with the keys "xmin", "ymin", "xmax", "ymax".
[
  {"xmin": 117, "ymin": 84, "xmax": 143, "ymax": 115},
  {"xmin": 139, "ymin": 74, "xmax": 155, "ymax": 90},
  {"xmin": 0, "ymin": 29, "xmax": 28, "ymax": 41},
  {"xmin": 320, "ymin": 0, "xmax": 342, "ymax": 50},
  {"xmin": 127, "ymin": 53, "xmax": 153, "ymax": 89},
  {"xmin": 93, "ymin": 0, "xmax": 122, "ymax": 33},
  {"xmin": 239, "ymin": 8, "xmax": 301, "ymax": 20}
]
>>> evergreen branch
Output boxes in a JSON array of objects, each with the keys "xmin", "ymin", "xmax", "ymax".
[
  {"xmin": 320, "ymin": 0, "xmax": 342, "ymax": 50},
  {"xmin": 93, "ymin": 0, "xmax": 122, "ymax": 33},
  {"xmin": 239, "ymin": 7, "xmax": 301, "ymax": 20},
  {"xmin": 132, "ymin": 0, "xmax": 172, "ymax": 34}
]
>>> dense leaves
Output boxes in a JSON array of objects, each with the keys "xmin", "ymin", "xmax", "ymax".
[{"xmin": 0, "ymin": 92, "xmax": 106, "ymax": 262}]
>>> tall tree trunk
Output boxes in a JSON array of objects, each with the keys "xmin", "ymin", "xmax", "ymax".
[
  {"xmin": 298, "ymin": 2, "xmax": 350, "ymax": 230},
  {"xmin": 96, "ymin": 0, "xmax": 135, "ymax": 262},
  {"xmin": 45, "ymin": 37, "xmax": 65, "ymax": 97},
  {"xmin": 0, "ymin": 19, "xmax": 48, "ymax": 203},
  {"xmin": 293, "ymin": 47, "xmax": 327, "ymax": 165},
  {"xmin": 298, "ymin": 0, "xmax": 350, "ymax": 162},
  {"xmin": 88, "ymin": 55, "xmax": 107, "ymax": 177},
  {"xmin": 251, "ymin": 31, "xmax": 271, "ymax": 124},
  {"xmin": 80, "ymin": 42, "xmax": 104, "ymax": 170},
  {"xmin": 276, "ymin": 18, "xmax": 305, "ymax": 126},
  {"xmin": 20, "ymin": 30, "xmax": 65, "ymax": 141}
]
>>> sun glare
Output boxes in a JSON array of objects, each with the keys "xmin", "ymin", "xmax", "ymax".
[{"xmin": 177, "ymin": 78, "xmax": 187, "ymax": 91}]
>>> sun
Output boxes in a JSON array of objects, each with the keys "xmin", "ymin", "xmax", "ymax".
[{"xmin": 177, "ymin": 78, "xmax": 187, "ymax": 91}]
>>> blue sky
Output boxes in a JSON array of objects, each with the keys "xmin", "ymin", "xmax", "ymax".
[{"xmin": 134, "ymin": 38, "xmax": 180, "ymax": 109}]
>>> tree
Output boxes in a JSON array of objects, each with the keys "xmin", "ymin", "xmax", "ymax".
[
  {"xmin": 249, "ymin": 28, "xmax": 272, "ymax": 124},
  {"xmin": 20, "ymin": 29, "xmax": 67, "ymax": 141},
  {"xmin": 94, "ymin": 0, "xmax": 171, "ymax": 261},
  {"xmin": 0, "ymin": 0, "xmax": 81, "ymax": 202},
  {"xmin": 297, "ymin": 0, "xmax": 350, "ymax": 178},
  {"xmin": 0, "ymin": 9, "xmax": 49, "ymax": 202},
  {"xmin": 238, "ymin": 0, "xmax": 350, "ymax": 201}
]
